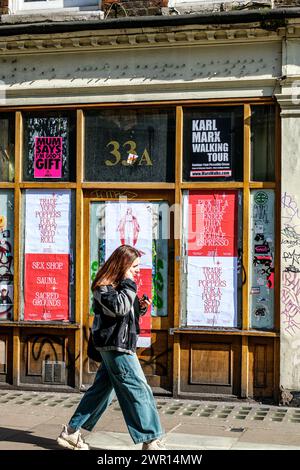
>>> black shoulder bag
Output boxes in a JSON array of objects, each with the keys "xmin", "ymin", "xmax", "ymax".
[{"xmin": 87, "ymin": 332, "xmax": 102, "ymax": 363}]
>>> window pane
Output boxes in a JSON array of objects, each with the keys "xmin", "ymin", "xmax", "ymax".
[
  {"xmin": 251, "ymin": 106, "xmax": 275, "ymax": 181},
  {"xmin": 90, "ymin": 201, "xmax": 169, "ymax": 319},
  {"xmin": 0, "ymin": 190, "xmax": 14, "ymax": 321},
  {"xmin": 183, "ymin": 107, "xmax": 243, "ymax": 181},
  {"xmin": 250, "ymin": 190, "xmax": 275, "ymax": 329},
  {"xmin": 23, "ymin": 112, "xmax": 76, "ymax": 182},
  {"xmin": 0, "ymin": 114, "xmax": 15, "ymax": 182},
  {"xmin": 182, "ymin": 190, "xmax": 243, "ymax": 328},
  {"xmin": 20, "ymin": 189, "xmax": 75, "ymax": 322},
  {"xmin": 85, "ymin": 109, "xmax": 175, "ymax": 182}
]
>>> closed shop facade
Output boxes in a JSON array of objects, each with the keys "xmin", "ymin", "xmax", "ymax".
[{"xmin": 0, "ymin": 7, "xmax": 299, "ymax": 403}]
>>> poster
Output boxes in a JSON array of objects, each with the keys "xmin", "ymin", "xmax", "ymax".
[
  {"xmin": 187, "ymin": 256, "xmax": 238, "ymax": 327},
  {"xmin": 250, "ymin": 190, "xmax": 275, "ymax": 329},
  {"xmin": 105, "ymin": 202, "xmax": 152, "ymax": 347},
  {"xmin": 105, "ymin": 202, "xmax": 152, "ymax": 269},
  {"xmin": 24, "ymin": 190, "xmax": 70, "ymax": 321},
  {"xmin": 186, "ymin": 191, "xmax": 238, "ymax": 327},
  {"xmin": 188, "ymin": 191, "xmax": 237, "ymax": 257},
  {"xmin": 0, "ymin": 190, "xmax": 14, "ymax": 320},
  {"xmin": 188, "ymin": 118, "xmax": 232, "ymax": 178},
  {"xmin": 34, "ymin": 136, "xmax": 63, "ymax": 178}
]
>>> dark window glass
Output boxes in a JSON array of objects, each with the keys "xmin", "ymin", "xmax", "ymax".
[
  {"xmin": 0, "ymin": 114, "xmax": 15, "ymax": 182},
  {"xmin": 84, "ymin": 108, "xmax": 175, "ymax": 182},
  {"xmin": 251, "ymin": 106, "xmax": 275, "ymax": 182},
  {"xmin": 23, "ymin": 112, "xmax": 76, "ymax": 182},
  {"xmin": 183, "ymin": 107, "xmax": 243, "ymax": 182}
]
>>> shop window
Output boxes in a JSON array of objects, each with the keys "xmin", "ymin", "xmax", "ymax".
[
  {"xmin": 250, "ymin": 190, "xmax": 275, "ymax": 329},
  {"xmin": 0, "ymin": 114, "xmax": 15, "ymax": 183},
  {"xmin": 251, "ymin": 106, "xmax": 275, "ymax": 182},
  {"xmin": 181, "ymin": 190, "xmax": 243, "ymax": 328},
  {"xmin": 20, "ymin": 189, "xmax": 75, "ymax": 322},
  {"xmin": 23, "ymin": 112, "xmax": 76, "ymax": 182},
  {"xmin": 0, "ymin": 190, "xmax": 14, "ymax": 321},
  {"xmin": 183, "ymin": 107, "xmax": 243, "ymax": 182},
  {"xmin": 90, "ymin": 201, "xmax": 169, "ymax": 324},
  {"xmin": 84, "ymin": 109, "xmax": 175, "ymax": 182}
]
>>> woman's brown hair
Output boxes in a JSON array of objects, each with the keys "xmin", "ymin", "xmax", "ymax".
[{"xmin": 91, "ymin": 244, "xmax": 140, "ymax": 291}]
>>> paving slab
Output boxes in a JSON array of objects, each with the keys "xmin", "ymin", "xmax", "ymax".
[{"xmin": 1, "ymin": 390, "xmax": 300, "ymax": 451}]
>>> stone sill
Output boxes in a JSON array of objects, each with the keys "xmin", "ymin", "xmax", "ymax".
[{"xmin": 1, "ymin": 10, "xmax": 104, "ymax": 24}]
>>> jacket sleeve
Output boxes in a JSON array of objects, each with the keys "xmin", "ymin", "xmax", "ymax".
[{"xmin": 93, "ymin": 279, "xmax": 137, "ymax": 317}]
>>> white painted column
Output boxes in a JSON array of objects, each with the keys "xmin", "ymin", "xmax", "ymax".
[
  {"xmin": 277, "ymin": 37, "xmax": 300, "ymax": 396},
  {"xmin": 278, "ymin": 96, "xmax": 300, "ymax": 394}
]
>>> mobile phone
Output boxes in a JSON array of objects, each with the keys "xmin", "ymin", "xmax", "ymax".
[{"xmin": 141, "ymin": 294, "xmax": 149, "ymax": 301}]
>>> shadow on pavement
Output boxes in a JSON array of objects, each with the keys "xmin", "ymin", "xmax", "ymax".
[{"xmin": 0, "ymin": 427, "xmax": 61, "ymax": 450}]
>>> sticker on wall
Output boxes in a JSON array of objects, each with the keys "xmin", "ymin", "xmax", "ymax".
[
  {"xmin": 253, "ymin": 304, "xmax": 270, "ymax": 320},
  {"xmin": 250, "ymin": 287, "xmax": 260, "ymax": 295}
]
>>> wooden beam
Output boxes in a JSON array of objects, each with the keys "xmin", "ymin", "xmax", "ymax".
[
  {"xmin": 242, "ymin": 104, "xmax": 251, "ymax": 331},
  {"xmin": 241, "ymin": 335, "xmax": 249, "ymax": 398},
  {"xmin": 12, "ymin": 327, "xmax": 20, "ymax": 386},
  {"xmin": 75, "ymin": 109, "xmax": 84, "ymax": 388},
  {"xmin": 13, "ymin": 112, "xmax": 22, "ymax": 322},
  {"xmin": 0, "ymin": 97, "xmax": 275, "ymax": 114}
]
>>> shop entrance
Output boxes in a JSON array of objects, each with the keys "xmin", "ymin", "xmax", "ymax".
[{"xmin": 82, "ymin": 189, "xmax": 174, "ymax": 394}]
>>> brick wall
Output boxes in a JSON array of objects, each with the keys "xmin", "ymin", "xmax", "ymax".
[
  {"xmin": 274, "ymin": 0, "xmax": 300, "ymax": 5},
  {"xmin": 0, "ymin": 0, "xmax": 9, "ymax": 15},
  {"xmin": 103, "ymin": 0, "xmax": 168, "ymax": 18}
]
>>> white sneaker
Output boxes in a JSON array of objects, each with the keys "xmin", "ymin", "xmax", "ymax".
[
  {"xmin": 57, "ymin": 425, "xmax": 89, "ymax": 450},
  {"xmin": 142, "ymin": 439, "xmax": 166, "ymax": 450}
]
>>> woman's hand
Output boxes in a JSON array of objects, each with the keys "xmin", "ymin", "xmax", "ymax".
[{"xmin": 139, "ymin": 297, "xmax": 152, "ymax": 311}]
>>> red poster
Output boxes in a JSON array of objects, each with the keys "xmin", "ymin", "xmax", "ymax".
[
  {"xmin": 188, "ymin": 191, "xmax": 237, "ymax": 257},
  {"xmin": 135, "ymin": 268, "xmax": 152, "ymax": 347},
  {"xmin": 24, "ymin": 253, "xmax": 69, "ymax": 321}
]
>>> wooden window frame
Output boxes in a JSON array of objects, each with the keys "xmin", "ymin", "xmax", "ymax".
[{"xmin": 0, "ymin": 98, "xmax": 280, "ymax": 397}]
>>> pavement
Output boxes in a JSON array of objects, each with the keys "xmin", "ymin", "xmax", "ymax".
[{"xmin": 0, "ymin": 389, "xmax": 300, "ymax": 451}]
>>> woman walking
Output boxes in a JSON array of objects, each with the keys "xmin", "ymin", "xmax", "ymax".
[{"xmin": 57, "ymin": 244, "xmax": 165, "ymax": 450}]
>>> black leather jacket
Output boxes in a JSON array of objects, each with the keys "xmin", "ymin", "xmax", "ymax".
[{"xmin": 91, "ymin": 279, "xmax": 147, "ymax": 355}]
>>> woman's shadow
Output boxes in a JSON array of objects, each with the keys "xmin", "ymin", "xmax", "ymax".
[{"xmin": 0, "ymin": 426, "xmax": 62, "ymax": 450}]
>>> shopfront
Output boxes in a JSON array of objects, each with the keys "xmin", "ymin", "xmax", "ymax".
[{"xmin": 0, "ymin": 95, "xmax": 280, "ymax": 399}]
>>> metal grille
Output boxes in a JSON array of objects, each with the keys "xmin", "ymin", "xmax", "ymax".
[{"xmin": 42, "ymin": 361, "xmax": 66, "ymax": 384}]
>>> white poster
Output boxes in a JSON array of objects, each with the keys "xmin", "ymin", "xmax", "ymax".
[
  {"xmin": 25, "ymin": 190, "xmax": 71, "ymax": 254},
  {"xmin": 105, "ymin": 202, "xmax": 152, "ymax": 268},
  {"xmin": 105, "ymin": 201, "xmax": 153, "ymax": 348},
  {"xmin": 187, "ymin": 256, "xmax": 237, "ymax": 327}
]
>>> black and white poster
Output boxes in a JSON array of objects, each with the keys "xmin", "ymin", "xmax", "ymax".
[{"xmin": 186, "ymin": 117, "xmax": 232, "ymax": 178}]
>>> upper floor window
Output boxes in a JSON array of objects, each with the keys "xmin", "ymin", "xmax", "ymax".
[{"xmin": 10, "ymin": 0, "xmax": 100, "ymax": 13}]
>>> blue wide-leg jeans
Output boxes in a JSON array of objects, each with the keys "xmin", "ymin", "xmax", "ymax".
[{"xmin": 68, "ymin": 351, "xmax": 164, "ymax": 444}]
